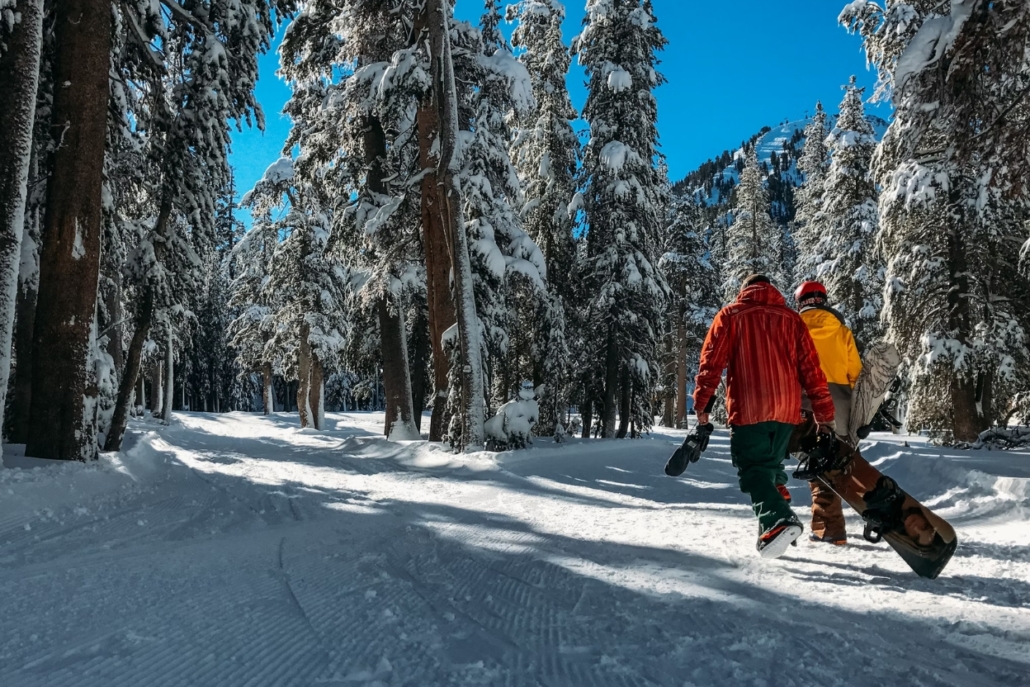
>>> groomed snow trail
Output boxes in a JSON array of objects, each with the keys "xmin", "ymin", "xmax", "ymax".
[{"xmin": 1, "ymin": 412, "xmax": 1028, "ymax": 686}]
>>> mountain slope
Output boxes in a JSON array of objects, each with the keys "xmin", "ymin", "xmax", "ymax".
[{"xmin": 674, "ymin": 114, "xmax": 890, "ymax": 226}]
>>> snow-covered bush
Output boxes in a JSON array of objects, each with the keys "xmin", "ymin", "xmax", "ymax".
[{"xmin": 485, "ymin": 383, "xmax": 540, "ymax": 451}]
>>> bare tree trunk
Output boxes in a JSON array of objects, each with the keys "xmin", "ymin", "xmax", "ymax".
[
  {"xmin": 362, "ymin": 110, "xmax": 418, "ymax": 440},
  {"xmin": 137, "ymin": 374, "xmax": 144, "ymax": 414},
  {"xmin": 0, "ymin": 0, "xmax": 44, "ymax": 449},
  {"xmin": 409, "ymin": 304, "xmax": 430, "ymax": 432},
  {"xmin": 26, "ymin": 0, "xmax": 111, "ymax": 460},
  {"xmin": 104, "ymin": 287, "xmax": 154, "ymax": 450},
  {"xmin": 416, "ymin": 62, "xmax": 456, "ymax": 443},
  {"xmin": 104, "ymin": 197, "xmax": 171, "ymax": 449},
  {"xmin": 162, "ymin": 328, "xmax": 173, "ymax": 423},
  {"xmin": 675, "ymin": 316, "xmax": 688, "ymax": 428},
  {"xmin": 379, "ymin": 296, "xmax": 419, "ymax": 439},
  {"xmin": 9, "ymin": 277, "xmax": 37, "ymax": 443},
  {"xmin": 601, "ymin": 329, "xmax": 619, "ymax": 438},
  {"xmin": 296, "ymin": 323, "xmax": 311, "ymax": 428},
  {"xmin": 261, "ymin": 362, "xmax": 273, "ymax": 415},
  {"xmin": 580, "ymin": 399, "xmax": 593, "ymax": 439},
  {"xmin": 309, "ymin": 350, "xmax": 324, "ymax": 430},
  {"xmin": 427, "ymin": 0, "xmax": 484, "ymax": 449},
  {"xmin": 616, "ymin": 363, "xmax": 631, "ymax": 439},
  {"xmin": 151, "ymin": 362, "xmax": 163, "ymax": 417}
]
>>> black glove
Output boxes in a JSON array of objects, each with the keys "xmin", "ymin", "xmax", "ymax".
[{"xmin": 665, "ymin": 423, "xmax": 714, "ymax": 477}]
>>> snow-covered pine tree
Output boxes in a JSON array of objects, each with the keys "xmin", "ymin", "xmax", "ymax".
[
  {"xmin": 843, "ymin": 0, "xmax": 1030, "ymax": 441},
  {"xmin": 228, "ymin": 218, "xmax": 277, "ymax": 415},
  {"xmin": 105, "ymin": 0, "xmax": 291, "ymax": 450},
  {"xmin": 815, "ymin": 77, "xmax": 882, "ymax": 347},
  {"xmin": 722, "ymin": 147, "xmax": 783, "ymax": 299},
  {"xmin": 660, "ymin": 198, "xmax": 719, "ymax": 428},
  {"xmin": 452, "ymin": 6, "xmax": 545, "ymax": 442},
  {"xmin": 509, "ymin": 0, "xmax": 579, "ymax": 438},
  {"xmin": 573, "ymin": 0, "xmax": 669, "ymax": 439},
  {"xmin": 792, "ymin": 101, "xmax": 830, "ymax": 287},
  {"xmin": 280, "ymin": 0, "xmax": 425, "ymax": 440},
  {"xmin": 245, "ymin": 158, "xmax": 347, "ymax": 430}
]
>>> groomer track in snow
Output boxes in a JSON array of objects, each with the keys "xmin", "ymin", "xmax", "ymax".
[{"xmin": 1, "ymin": 412, "xmax": 1028, "ymax": 686}]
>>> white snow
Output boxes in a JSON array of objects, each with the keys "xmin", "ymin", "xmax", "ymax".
[{"xmin": 0, "ymin": 413, "xmax": 1028, "ymax": 685}]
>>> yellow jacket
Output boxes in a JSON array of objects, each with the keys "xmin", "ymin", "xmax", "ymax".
[{"xmin": 800, "ymin": 306, "xmax": 862, "ymax": 388}]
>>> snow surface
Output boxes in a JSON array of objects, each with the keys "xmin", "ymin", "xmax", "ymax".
[{"xmin": 1, "ymin": 413, "xmax": 1028, "ymax": 686}]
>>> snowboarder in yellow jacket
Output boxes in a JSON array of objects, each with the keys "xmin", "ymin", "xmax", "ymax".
[{"xmin": 795, "ymin": 281, "xmax": 862, "ymax": 545}]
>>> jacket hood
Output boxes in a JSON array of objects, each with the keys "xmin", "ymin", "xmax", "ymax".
[
  {"xmin": 801, "ymin": 307, "xmax": 845, "ymax": 341},
  {"xmin": 736, "ymin": 282, "xmax": 787, "ymax": 308}
]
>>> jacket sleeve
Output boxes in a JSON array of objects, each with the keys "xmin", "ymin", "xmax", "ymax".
[
  {"xmin": 844, "ymin": 328, "xmax": 862, "ymax": 387},
  {"xmin": 693, "ymin": 308, "xmax": 731, "ymax": 414},
  {"xmin": 797, "ymin": 320, "xmax": 835, "ymax": 424}
]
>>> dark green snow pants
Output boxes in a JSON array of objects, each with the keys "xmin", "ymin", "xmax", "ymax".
[{"xmin": 730, "ymin": 421, "xmax": 796, "ymax": 533}]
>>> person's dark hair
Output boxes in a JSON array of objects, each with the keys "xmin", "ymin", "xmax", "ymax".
[{"xmin": 743, "ymin": 274, "xmax": 771, "ymax": 287}]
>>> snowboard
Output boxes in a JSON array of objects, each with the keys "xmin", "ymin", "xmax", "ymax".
[
  {"xmin": 848, "ymin": 341, "xmax": 902, "ymax": 441},
  {"xmin": 791, "ymin": 421, "xmax": 958, "ymax": 579}
]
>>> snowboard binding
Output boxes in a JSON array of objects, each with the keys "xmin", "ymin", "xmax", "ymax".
[
  {"xmin": 857, "ymin": 378, "xmax": 904, "ymax": 439},
  {"xmin": 793, "ymin": 431, "xmax": 853, "ymax": 481},
  {"xmin": 861, "ymin": 475, "xmax": 906, "ymax": 543},
  {"xmin": 665, "ymin": 423, "xmax": 714, "ymax": 477}
]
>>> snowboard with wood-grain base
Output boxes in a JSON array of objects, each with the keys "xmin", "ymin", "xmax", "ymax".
[{"xmin": 790, "ymin": 419, "xmax": 958, "ymax": 579}]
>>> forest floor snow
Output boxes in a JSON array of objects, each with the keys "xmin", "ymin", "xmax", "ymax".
[{"xmin": 0, "ymin": 412, "xmax": 1028, "ymax": 686}]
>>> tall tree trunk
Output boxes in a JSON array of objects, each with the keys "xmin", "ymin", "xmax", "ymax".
[
  {"xmin": 103, "ymin": 197, "xmax": 170, "ymax": 449},
  {"xmin": 162, "ymin": 328, "xmax": 173, "ymax": 423},
  {"xmin": 137, "ymin": 374, "xmax": 144, "ymax": 414},
  {"xmin": 601, "ymin": 329, "xmax": 619, "ymax": 438},
  {"xmin": 261, "ymin": 362, "xmax": 273, "ymax": 415},
  {"xmin": 427, "ymin": 0, "xmax": 485, "ymax": 449},
  {"xmin": 675, "ymin": 316, "xmax": 688, "ymax": 428},
  {"xmin": 616, "ymin": 363, "xmax": 631, "ymax": 439},
  {"xmin": 26, "ymin": 0, "xmax": 112, "ymax": 460},
  {"xmin": 9, "ymin": 277, "xmax": 37, "ymax": 443},
  {"xmin": 104, "ymin": 287, "xmax": 154, "ymax": 450},
  {"xmin": 946, "ymin": 203, "xmax": 978, "ymax": 442},
  {"xmin": 151, "ymin": 361, "xmax": 163, "ymax": 416},
  {"xmin": 0, "ymin": 0, "xmax": 44, "ymax": 449},
  {"xmin": 309, "ymin": 350, "xmax": 324, "ymax": 430},
  {"xmin": 379, "ymin": 296, "xmax": 419, "ymax": 439},
  {"xmin": 580, "ymin": 399, "xmax": 593, "ymax": 439},
  {"xmin": 296, "ymin": 324, "xmax": 312, "ymax": 428},
  {"xmin": 416, "ymin": 66, "xmax": 456, "ymax": 443},
  {"xmin": 409, "ymin": 304, "xmax": 430, "ymax": 432},
  {"xmin": 951, "ymin": 375, "xmax": 980, "ymax": 443},
  {"xmin": 362, "ymin": 111, "xmax": 418, "ymax": 440},
  {"xmin": 102, "ymin": 254, "xmax": 124, "ymax": 373}
]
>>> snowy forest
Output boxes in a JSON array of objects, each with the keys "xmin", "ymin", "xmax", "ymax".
[{"xmin": 2, "ymin": 0, "xmax": 1030, "ymax": 462}]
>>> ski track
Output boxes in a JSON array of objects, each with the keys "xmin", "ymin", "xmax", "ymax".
[{"xmin": 0, "ymin": 412, "xmax": 1028, "ymax": 686}]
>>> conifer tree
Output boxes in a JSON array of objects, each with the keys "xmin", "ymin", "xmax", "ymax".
[
  {"xmin": 509, "ymin": 0, "xmax": 579, "ymax": 437},
  {"xmin": 816, "ymin": 77, "xmax": 882, "ymax": 346},
  {"xmin": 843, "ymin": 0, "xmax": 1030, "ymax": 440},
  {"xmin": 723, "ymin": 148, "xmax": 782, "ymax": 298},
  {"xmin": 660, "ymin": 199, "xmax": 719, "ymax": 427},
  {"xmin": 792, "ymin": 101, "xmax": 830, "ymax": 287},
  {"xmin": 574, "ymin": 0, "xmax": 669, "ymax": 439}
]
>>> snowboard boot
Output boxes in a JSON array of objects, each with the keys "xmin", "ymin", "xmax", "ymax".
[
  {"xmin": 809, "ymin": 533, "xmax": 847, "ymax": 546},
  {"xmin": 757, "ymin": 517, "xmax": 804, "ymax": 559},
  {"xmin": 777, "ymin": 484, "xmax": 792, "ymax": 503}
]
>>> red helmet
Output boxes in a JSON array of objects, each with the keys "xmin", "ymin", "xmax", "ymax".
[{"xmin": 794, "ymin": 280, "xmax": 827, "ymax": 303}]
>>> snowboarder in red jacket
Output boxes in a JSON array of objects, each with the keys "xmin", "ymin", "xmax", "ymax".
[{"xmin": 693, "ymin": 275, "xmax": 837, "ymax": 558}]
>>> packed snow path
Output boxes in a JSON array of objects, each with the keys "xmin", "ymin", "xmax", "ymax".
[{"xmin": 1, "ymin": 413, "xmax": 1028, "ymax": 687}]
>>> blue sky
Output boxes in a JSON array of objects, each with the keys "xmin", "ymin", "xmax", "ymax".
[{"xmin": 228, "ymin": 0, "xmax": 884, "ymax": 219}]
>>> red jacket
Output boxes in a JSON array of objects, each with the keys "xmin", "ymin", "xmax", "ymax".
[{"xmin": 693, "ymin": 282, "xmax": 835, "ymax": 427}]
